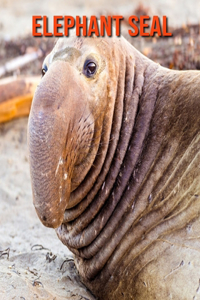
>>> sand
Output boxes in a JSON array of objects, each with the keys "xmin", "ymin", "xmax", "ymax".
[{"xmin": 0, "ymin": 118, "xmax": 95, "ymax": 300}]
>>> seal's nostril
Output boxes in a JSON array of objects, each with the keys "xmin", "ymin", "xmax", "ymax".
[{"xmin": 43, "ymin": 216, "xmax": 47, "ymax": 221}]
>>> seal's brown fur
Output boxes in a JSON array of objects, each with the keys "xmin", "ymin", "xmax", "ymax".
[{"xmin": 28, "ymin": 34, "xmax": 200, "ymax": 299}]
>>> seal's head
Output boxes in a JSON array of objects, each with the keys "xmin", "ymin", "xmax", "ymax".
[{"xmin": 28, "ymin": 34, "xmax": 128, "ymax": 228}]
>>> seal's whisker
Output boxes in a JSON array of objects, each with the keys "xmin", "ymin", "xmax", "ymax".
[
  {"xmin": 77, "ymin": 96, "xmax": 104, "ymax": 127},
  {"xmin": 86, "ymin": 106, "xmax": 108, "ymax": 128},
  {"xmin": 78, "ymin": 136, "xmax": 114, "ymax": 151}
]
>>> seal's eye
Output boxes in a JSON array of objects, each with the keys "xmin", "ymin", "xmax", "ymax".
[
  {"xmin": 83, "ymin": 60, "xmax": 97, "ymax": 77},
  {"xmin": 42, "ymin": 65, "xmax": 48, "ymax": 77}
]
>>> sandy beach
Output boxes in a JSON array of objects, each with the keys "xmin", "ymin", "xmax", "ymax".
[{"xmin": 0, "ymin": 117, "xmax": 95, "ymax": 299}]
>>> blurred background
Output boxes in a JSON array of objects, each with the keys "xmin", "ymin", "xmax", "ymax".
[
  {"xmin": 0, "ymin": 0, "xmax": 200, "ymax": 299},
  {"xmin": 1, "ymin": 0, "xmax": 200, "ymax": 75}
]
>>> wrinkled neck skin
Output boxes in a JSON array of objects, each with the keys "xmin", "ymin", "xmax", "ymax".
[{"xmin": 28, "ymin": 35, "xmax": 200, "ymax": 300}]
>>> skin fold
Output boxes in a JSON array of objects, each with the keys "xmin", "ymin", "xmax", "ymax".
[{"xmin": 28, "ymin": 33, "xmax": 200, "ymax": 299}]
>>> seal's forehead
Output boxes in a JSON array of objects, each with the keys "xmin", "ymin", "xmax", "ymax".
[
  {"xmin": 45, "ymin": 30, "xmax": 123, "ymax": 67},
  {"xmin": 49, "ymin": 20, "xmax": 124, "ymax": 60},
  {"xmin": 53, "ymin": 36, "xmax": 84, "ymax": 53},
  {"xmin": 49, "ymin": 36, "xmax": 103, "ymax": 65},
  {"xmin": 45, "ymin": 35, "xmax": 102, "ymax": 67}
]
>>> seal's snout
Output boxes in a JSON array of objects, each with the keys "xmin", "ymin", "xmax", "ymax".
[
  {"xmin": 28, "ymin": 60, "xmax": 93, "ymax": 228},
  {"xmin": 28, "ymin": 110, "xmax": 71, "ymax": 228}
]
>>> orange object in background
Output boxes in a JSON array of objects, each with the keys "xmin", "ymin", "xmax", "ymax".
[{"xmin": 0, "ymin": 76, "xmax": 40, "ymax": 124}]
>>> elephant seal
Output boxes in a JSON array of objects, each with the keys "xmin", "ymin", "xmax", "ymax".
[{"xmin": 28, "ymin": 31, "xmax": 200, "ymax": 299}]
